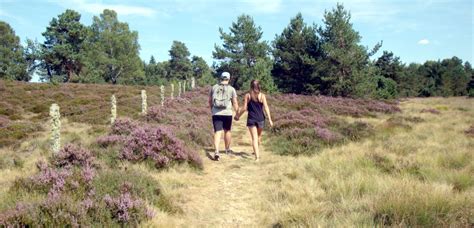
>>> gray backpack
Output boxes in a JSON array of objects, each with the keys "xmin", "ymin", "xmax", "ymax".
[{"xmin": 213, "ymin": 84, "xmax": 230, "ymax": 109}]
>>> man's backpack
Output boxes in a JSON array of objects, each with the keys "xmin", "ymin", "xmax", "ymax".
[{"xmin": 213, "ymin": 84, "xmax": 230, "ymax": 109}]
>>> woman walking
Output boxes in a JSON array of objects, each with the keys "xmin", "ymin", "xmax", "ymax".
[{"xmin": 235, "ymin": 80, "xmax": 273, "ymax": 161}]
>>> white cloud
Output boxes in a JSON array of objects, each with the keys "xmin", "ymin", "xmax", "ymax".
[
  {"xmin": 64, "ymin": 0, "xmax": 156, "ymax": 17},
  {"xmin": 418, "ymin": 39, "xmax": 430, "ymax": 45},
  {"xmin": 244, "ymin": 0, "xmax": 282, "ymax": 13},
  {"xmin": 0, "ymin": 8, "xmax": 28, "ymax": 25}
]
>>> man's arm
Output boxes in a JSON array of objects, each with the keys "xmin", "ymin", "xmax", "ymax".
[
  {"xmin": 232, "ymin": 88, "xmax": 239, "ymax": 113},
  {"xmin": 208, "ymin": 87, "xmax": 213, "ymax": 111},
  {"xmin": 232, "ymin": 96, "xmax": 239, "ymax": 113},
  {"xmin": 235, "ymin": 93, "xmax": 248, "ymax": 119}
]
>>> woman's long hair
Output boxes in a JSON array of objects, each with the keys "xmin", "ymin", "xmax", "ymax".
[{"xmin": 249, "ymin": 80, "xmax": 262, "ymax": 102}]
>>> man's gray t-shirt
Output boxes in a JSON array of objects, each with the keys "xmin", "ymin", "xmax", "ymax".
[{"xmin": 209, "ymin": 84, "xmax": 237, "ymax": 116}]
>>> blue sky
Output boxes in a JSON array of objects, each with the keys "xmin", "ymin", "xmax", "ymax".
[{"xmin": 1, "ymin": 0, "xmax": 473, "ymax": 66}]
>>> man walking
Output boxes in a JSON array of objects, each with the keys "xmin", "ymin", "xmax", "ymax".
[{"xmin": 209, "ymin": 72, "xmax": 239, "ymax": 161}]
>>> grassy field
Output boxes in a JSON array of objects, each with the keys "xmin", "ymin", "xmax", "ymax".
[{"xmin": 0, "ymin": 80, "xmax": 473, "ymax": 226}]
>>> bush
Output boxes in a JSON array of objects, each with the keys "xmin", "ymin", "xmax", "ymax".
[
  {"xmin": 51, "ymin": 144, "xmax": 95, "ymax": 168},
  {"xmin": 0, "ymin": 143, "xmax": 164, "ymax": 226},
  {"xmin": 93, "ymin": 169, "xmax": 179, "ymax": 214},
  {"xmin": 121, "ymin": 126, "xmax": 203, "ymax": 169},
  {"xmin": 103, "ymin": 183, "xmax": 154, "ymax": 223},
  {"xmin": 111, "ymin": 118, "xmax": 139, "ymax": 136}
]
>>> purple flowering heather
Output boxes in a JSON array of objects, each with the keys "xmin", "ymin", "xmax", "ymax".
[
  {"xmin": 31, "ymin": 161, "xmax": 72, "ymax": 191},
  {"xmin": 52, "ymin": 144, "xmax": 95, "ymax": 168},
  {"xmin": 96, "ymin": 135, "xmax": 127, "ymax": 147},
  {"xmin": 82, "ymin": 164, "xmax": 95, "ymax": 185},
  {"xmin": 121, "ymin": 125, "xmax": 203, "ymax": 169},
  {"xmin": 103, "ymin": 182, "xmax": 153, "ymax": 223},
  {"xmin": 314, "ymin": 127, "xmax": 341, "ymax": 143},
  {"xmin": 111, "ymin": 118, "xmax": 139, "ymax": 135}
]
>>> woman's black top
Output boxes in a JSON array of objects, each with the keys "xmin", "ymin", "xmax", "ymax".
[{"xmin": 247, "ymin": 94, "xmax": 265, "ymax": 122}]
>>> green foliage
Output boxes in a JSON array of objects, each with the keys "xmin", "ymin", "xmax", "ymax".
[
  {"xmin": 191, "ymin": 56, "xmax": 215, "ymax": 86},
  {"xmin": 40, "ymin": 10, "xmax": 88, "ymax": 82},
  {"xmin": 354, "ymin": 65, "xmax": 398, "ymax": 99},
  {"xmin": 466, "ymin": 62, "xmax": 474, "ymax": 97},
  {"xmin": 272, "ymin": 13, "xmax": 323, "ymax": 94},
  {"xmin": 241, "ymin": 58, "xmax": 277, "ymax": 93},
  {"xmin": 144, "ymin": 56, "xmax": 168, "ymax": 85},
  {"xmin": 398, "ymin": 63, "xmax": 423, "ymax": 97},
  {"xmin": 213, "ymin": 14, "xmax": 271, "ymax": 90},
  {"xmin": 85, "ymin": 9, "xmax": 144, "ymax": 85},
  {"xmin": 375, "ymin": 51, "xmax": 403, "ymax": 83},
  {"xmin": 439, "ymin": 57, "xmax": 470, "ymax": 96},
  {"xmin": 0, "ymin": 21, "xmax": 29, "ymax": 81},
  {"xmin": 318, "ymin": 4, "xmax": 370, "ymax": 96},
  {"xmin": 168, "ymin": 41, "xmax": 192, "ymax": 80}
]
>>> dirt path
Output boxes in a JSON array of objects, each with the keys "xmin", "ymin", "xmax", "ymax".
[
  {"xmin": 189, "ymin": 113, "xmax": 265, "ymax": 226},
  {"xmin": 151, "ymin": 113, "xmax": 274, "ymax": 227}
]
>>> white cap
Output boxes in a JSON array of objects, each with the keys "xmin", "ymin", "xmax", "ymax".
[{"xmin": 221, "ymin": 72, "xmax": 230, "ymax": 80}]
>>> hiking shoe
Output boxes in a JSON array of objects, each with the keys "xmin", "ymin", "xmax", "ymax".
[{"xmin": 214, "ymin": 152, "xmax": 220, "ymax": 161}]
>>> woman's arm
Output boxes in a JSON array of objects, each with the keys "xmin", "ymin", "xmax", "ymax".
[{"xmin": 262, "ymin": 94, "xmax": 273, "ymax": 127}]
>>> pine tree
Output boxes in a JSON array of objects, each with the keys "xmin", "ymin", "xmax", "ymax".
[
  {"xmin": 0, "ymin": 21, "xmax": 29, "ymax": 81},
  {"xmin": 272, "ymin": 13, "xmax": 323, "ymax": 94},
  {"xmin": 168, "ymin": 41, "xmax": 192, "ymax": 80},
  {"xmin": 191, "ymin": 56, "xmax": 215, "ymax": 85},
  {"xmin": 375, "ymin": 51, "xmax": 403, "ymax": 83},
  {"xmin": 213, "ymin": 14, "xmax": 271, "ymax": 90},
  {"xmin": 318, "ymin": 4, "xmax": 369, "ymax": 96},
  {"xmin": 86, "ymin": 9, "xmax": 144, "ymax": 84},
  {"xmin": 40, "ymin": 10, "xmax": 88, "ymax": 82}
]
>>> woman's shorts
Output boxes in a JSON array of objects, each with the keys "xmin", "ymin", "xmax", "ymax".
[
  {"xmin": 212, "ymin": 115, "xmax": 233, "ymax": 132},
  {"xmin": 247, "ymin": 120, "xmax": 265, "ymax": 129}
]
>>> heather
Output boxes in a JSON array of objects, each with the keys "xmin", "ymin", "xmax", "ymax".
[
  {"xmin": 98, "ymin": 119, "xmax": 203, "ymax": 169},
  {"xmin": 0, "ymin": 80, "xmax": 164, "ymax": 148},
  {"xmin": 266, "ymin": 93, "xmax": 399, "ymax": 155},
  {"xmin": 0, "ymin": 144, "xmax": 172, "ymax": 226},
  {"xmin": 1, "ymin": 80, "xmax": 472, "ymax": 226}
]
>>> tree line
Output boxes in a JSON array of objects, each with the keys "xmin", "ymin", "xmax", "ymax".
[{"xmin": 1, "ymin": 4, "xmax": 473, "ymax": 98}]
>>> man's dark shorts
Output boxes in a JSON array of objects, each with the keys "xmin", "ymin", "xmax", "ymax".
[
  {"xmin": 247, "ymin": 120, "xmax": 265, "ymax": 129},
  {"xmin": 212, "ymin": 115, "xmax": 233, "ymax": 132}
]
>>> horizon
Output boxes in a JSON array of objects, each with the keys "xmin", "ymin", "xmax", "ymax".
[{"xmin": 1, "ymin": 0, "xmax": 472, "ymax": 68}]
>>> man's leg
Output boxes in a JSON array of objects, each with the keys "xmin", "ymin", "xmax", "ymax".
[
  {"xmin": 214, "ymin": 130, "xmax": 222, "ymax": 154},
  {"xmin": 212, "ymin": 115, "xmax": 224, "ymax": 160},
  {"xmin": 223, "ymin": 115, "xmax": 233, "ymax": 154},
  {"xmin": 224, "ymin": 130, "xmax": 231, "ymax": 152}
]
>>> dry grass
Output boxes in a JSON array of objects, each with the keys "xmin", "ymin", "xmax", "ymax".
[
  {"xmin": 256, "ymin": 97, "xmax": 474, "ymax": 226},
  {"xmin": 1, "ymin": 79, "xmax": 472, "ymax": 226}
]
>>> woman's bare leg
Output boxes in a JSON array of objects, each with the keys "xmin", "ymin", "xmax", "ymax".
[
  {"xmin": 257, "ymin": 127, "xmax": 263, "ymax": 146},
  {"xmin": 248, "ymin": 126, "xmax": 259, "ymax": 161}
]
